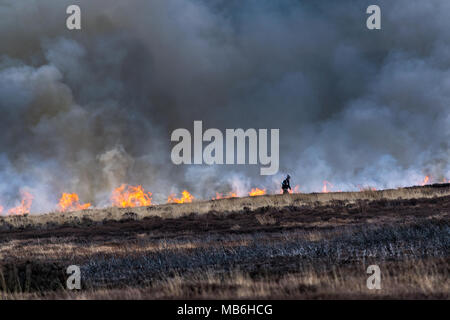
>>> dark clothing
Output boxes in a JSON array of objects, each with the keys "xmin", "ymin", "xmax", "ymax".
[{"xmin": 282, "ymin": 178, "xmax": 291, "ymax": 194}]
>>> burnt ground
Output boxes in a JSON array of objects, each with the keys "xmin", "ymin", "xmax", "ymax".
[
  {"xmin": 0, "ymin": 194, "xmax": 449, "ymax": 299},
  {"xmin": 1, "ymin": 195, "xmax": 448, "ymax": 241}
]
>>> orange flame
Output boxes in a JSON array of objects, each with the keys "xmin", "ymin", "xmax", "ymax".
[
  {"xmin": 167, "ymin": 190, "xmax": 195, "ymax": 203},
  {"xmin": 58, "ymin": 193, "xmax": 91, "ymax": 212},
  {"xmin": 249, "ymin": 188, "xmax": 266, "ymax": 196},
  {"xmin": 213, "ymin": 192, "xmax": 238, "ymax": 200},
  {"xmin": 111, "ymin": 184, "xmax": 153, "ymax": 208},
  {"xmin": 421, "ymin": 175, "xmax": 431, "ymax": 186},
  {"xmin": 0, "ymin": 205, "xmax": 3, "ymax": 215},
  {"xmin": 280, "ymin": 185, "xmax": 300, "ymax": 194},
  {"xmin": 322, "ymin": 181, "xmax": 333, "ymax": 193},
  {"xmin": 8, "ymin": 191, "xmax": 33, "ymax": 215}
]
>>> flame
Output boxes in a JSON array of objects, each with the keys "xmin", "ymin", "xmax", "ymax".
[
  {"xmin": 168, "ymin": 190, "xmax": 195, "ymax": 203},
  {"xmin": 111, "ymin": 184, "xmax": 153, "ymax": 208},
  {"xmin": 213, "ymin": 192, "xmax": 238, "ymax": 200},
  {"xmin": 281, "ymin": 185, "xmax": 300, "ymax": 194},
  {"xmin": 8, "ymin": 191, "xmax": 33, "ymax": 215},
  {"xmin": 58, "ymin": 193, "xmax": 91, "ymax": 212},
  {"xmin": 249, "ymin": 188, "xmax": 266, "ymax": 196},
  {"xmin": 421, "ymin": 175, "xmax": 431, "ymax": 186},
  {"xmin": 358, "ymin": 185, "xmax": 377, "ymax": 192},
  {"xmin": 1, "ymin": 172, "xmax": 444, "ymax": 214},
  {"xmin": 322, "ymin": 181, "xmax": 333, "ymax": 193}
]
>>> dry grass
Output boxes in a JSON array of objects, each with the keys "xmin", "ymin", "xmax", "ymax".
[
  {"xmin": 0, "ymin": 184, "xmax": 448, "ymax": 299},
  {"xmin": 2, "ymin": 259, "xmax": 448, "ymax": 300},
  {"xmin": 1, "ymin": 183, "xmax": 449, "ymax": 231}
]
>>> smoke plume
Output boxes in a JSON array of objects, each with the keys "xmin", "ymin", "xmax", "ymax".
[{"xmin": 0, "ymin": 0, "xmax": 449, "ymax": 212}]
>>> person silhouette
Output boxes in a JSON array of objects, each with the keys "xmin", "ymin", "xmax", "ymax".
[{"xmin": 282, "ymin": 175, "xmax": 291, "ymax": 194}]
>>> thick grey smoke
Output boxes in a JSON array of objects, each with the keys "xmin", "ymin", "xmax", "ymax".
[{"xmin": 0, "ymin": 0, "xmax": 449, "ymax": 213}]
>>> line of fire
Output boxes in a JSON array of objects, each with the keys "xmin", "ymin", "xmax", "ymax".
[{"xmin": 0, "ymin": 175, "xmax": 446, "ymax": 216}]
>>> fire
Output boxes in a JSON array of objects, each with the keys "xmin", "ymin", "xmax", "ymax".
[
  {"xmin": 249, "ymin": 188, "xmax": 266, "ymax": 196},
  {"xmin": 167, "ymin": 190, "xmax": 195, "ymax": 203},
  {"xmin": 421, "ymin": 175, "xmax": 431, "ymax": 186},
  {"xmin": 8, "ymin": 191, "xmax": 33, "ymax": 215},
  {"xmin": 111, "ymin": 184, "xmax": 153, "ymax": 208},
  {"xmin": 291, "ymin": 185, "xmax": 300, "ymax": 194},
  {"xmin": 358, "ymin": 185, "xmax": 377, "ymax": 191},
  {"xmin": 213, "ymin": 192, "xmax": 238, "ymax": 200},
  {"xmin": 280, "ymin": 185, "xmax": 300, "ymax": 194},
  {"xmin": 2, "ymin": 173, "xmax": 445, "ymax": 215},
  {"xmin": 58, "ymin": 193, "xmax": 91, "ymax": 212},
  {"xmin": 322, "ymin": 181, "xmax": 333, "ymax": 193}
]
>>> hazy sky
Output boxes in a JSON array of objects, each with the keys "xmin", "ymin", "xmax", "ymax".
[{"xmin": 0, "ymin": 0, "xmax": 449, "ymax": 212}]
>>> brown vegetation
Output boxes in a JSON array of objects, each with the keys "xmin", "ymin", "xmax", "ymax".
[{"xmin": 0, "ymin": 184, "xmax": 449, "ymax": 299}]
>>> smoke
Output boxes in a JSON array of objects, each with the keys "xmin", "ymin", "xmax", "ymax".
[{"xmin": 0, "ymin": 0, "xmax": 449, "ymax": 212}]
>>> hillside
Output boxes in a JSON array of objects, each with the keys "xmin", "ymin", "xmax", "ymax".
[
  {"xmin": 0, "ymin": 183, "xmax": 449, "ymax": 299},
  {"xmin": 1, "ymin": 183, "xmax": 450, "ymax": 231}
]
